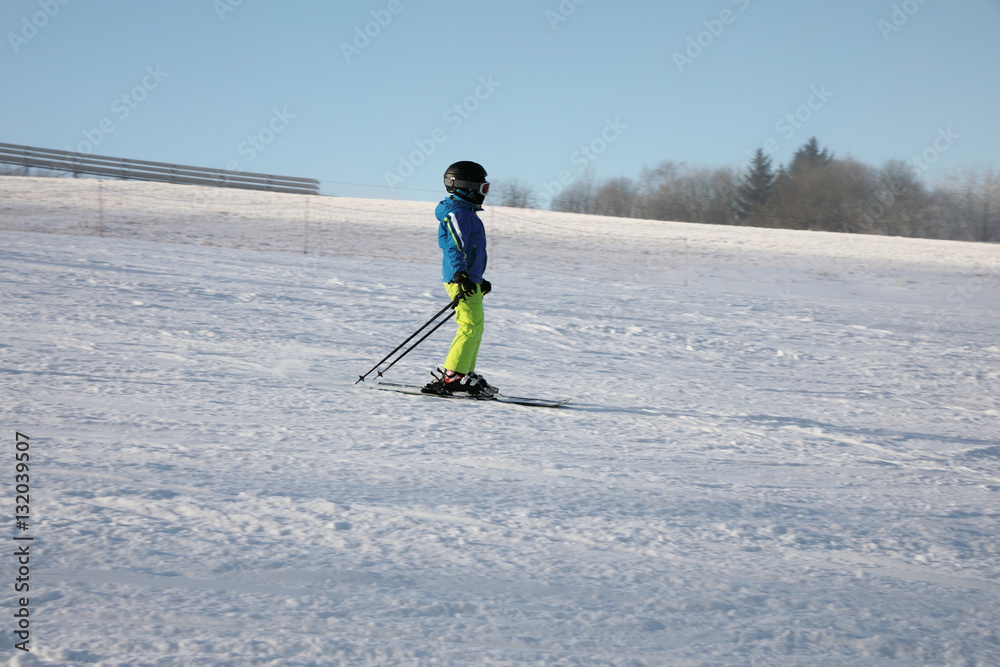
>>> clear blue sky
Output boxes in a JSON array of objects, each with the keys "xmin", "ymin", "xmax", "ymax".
[{"xmin": 2, "ymin": 0, "xmax": 998, "ymax": 202}]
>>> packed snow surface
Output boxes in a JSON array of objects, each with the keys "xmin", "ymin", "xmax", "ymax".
[{"xmin": 1, "ymin": 176, "xmax": 999, "ymax": 665}]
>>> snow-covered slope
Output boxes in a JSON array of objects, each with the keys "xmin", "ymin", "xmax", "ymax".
[{"xmin": 1, "ymin": 177, "xmax": 998, "ymax": 666}]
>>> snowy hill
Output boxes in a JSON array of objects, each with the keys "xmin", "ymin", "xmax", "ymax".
[{"xmin": 1, "ymin": 176, "xmax": 999, "ymax": 666}]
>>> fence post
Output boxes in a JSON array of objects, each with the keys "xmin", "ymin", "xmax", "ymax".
[
  {"xmin": 97, "ymin": 181, "xmax": 104, "ymax": 237},
  {"xmin": 303, "ymin": 197, "xmax": 310, "ymax": 254}
]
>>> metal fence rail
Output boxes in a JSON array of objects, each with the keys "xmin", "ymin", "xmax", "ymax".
[{"xmin": 0, "ymin": 142, "xmax": 320, "ymax": 195}]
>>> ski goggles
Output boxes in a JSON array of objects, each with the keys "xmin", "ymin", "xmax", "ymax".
[{"xmin": 448, "ymin": 178, "xmax": 490, "ymax": 195}]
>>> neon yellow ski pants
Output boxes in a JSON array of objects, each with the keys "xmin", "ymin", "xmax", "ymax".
[{"xmin": 443, "ymin": 282, "xmax": 484, "ymax": 374}]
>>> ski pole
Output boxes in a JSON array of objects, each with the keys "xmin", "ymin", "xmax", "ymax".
[
  {"xmin": 372, "ymin": 308, "xmax": 457, "ymax": 379},
  {"xmin": 356, "ymin": 296, "xmax": 459, "ymax": 384}
]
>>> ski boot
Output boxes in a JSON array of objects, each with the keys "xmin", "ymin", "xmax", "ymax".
[
  {"xmin": 422, "ymin": 368, "xmax": 493, "ymax": 397},
  {"xmin": 467, "ymin": 370, "xmax": 498, "ymax": 397}
]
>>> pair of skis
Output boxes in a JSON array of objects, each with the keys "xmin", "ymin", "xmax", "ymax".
[
  {"xmin": 356, "ymin": 298, "xmax": 570, "ymax": 409},
  {"xmin": 372, "ymin": 381, "xmax": 570, "ymax": 409}
]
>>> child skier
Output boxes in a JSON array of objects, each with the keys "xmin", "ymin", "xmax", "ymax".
[{"xmin": 422, "ymin": 161, "xmax": 495, "ymax": 397}]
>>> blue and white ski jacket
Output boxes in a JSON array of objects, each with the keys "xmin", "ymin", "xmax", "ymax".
[{"xmin": 436, "ymin": 195, "xmax": 487, "ymax": 284}]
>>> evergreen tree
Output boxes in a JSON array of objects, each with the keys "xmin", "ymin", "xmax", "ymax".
[
  {"xmin": 788, "ymin": 136, "xmax": 833, "ymax": 174},
  {"xmin": 734, "ymin": 148, "xmax": 776, "ymax": 223},
  {"xmin": 767, "ymin": 140, "xmax": 863, "ymax": 232}
]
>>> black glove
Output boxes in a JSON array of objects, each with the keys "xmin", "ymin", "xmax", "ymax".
[
  {"xmin": 481, "ymin": 279, "xmax": 492, "ymax": 296},
  {"xmin": 452, "ymin": 271, "xmax": 478, "ymax": 300}
]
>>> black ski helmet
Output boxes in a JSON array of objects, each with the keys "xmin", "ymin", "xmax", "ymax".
[{"xmin": 444, "ymin": 160, "xmax": 489, "ymax": 205}]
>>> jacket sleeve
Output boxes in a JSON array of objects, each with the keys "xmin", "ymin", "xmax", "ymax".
[{"xmin": 442, "ymin": 210, "xmax": 472, "ymax": 277}]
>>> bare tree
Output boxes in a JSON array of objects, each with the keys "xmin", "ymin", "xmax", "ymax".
[
  {"xmin": 852, "ymin": 160, "xmax": 933, "ymax": 237},
  {"xmin": 492, "ymin": 179, "xmax": 538, "ymax": 209},
  {"xmin": 934, "ymin": 167, "xmax": 1000, "ymax": 242},
  {"xmin": 700, "ymin": 166, "xmax": 740, "ymax": 226},
  {"xmin": 550, "ymin": 170, "xmax": 597, "ymax": 214},
  {"xmin": 637, "ymin": 161, "xmax": 737, "ymax": 225},
  {"xmin": 592, "ymin": 177, "xmax": 639, "ymax": 218}
]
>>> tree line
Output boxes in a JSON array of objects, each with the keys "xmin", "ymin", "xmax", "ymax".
[{"xmin": 493, "ymin": 138, "xmax": 999, "ymax": 243}]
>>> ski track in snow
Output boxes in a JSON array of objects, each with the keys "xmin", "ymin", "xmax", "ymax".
[{"xmin": 1, "ymin": 177, "xmax": 999, "ymax": 665}]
